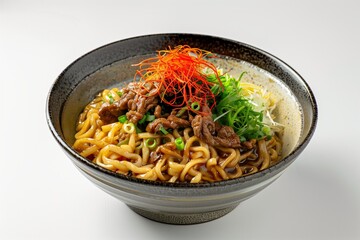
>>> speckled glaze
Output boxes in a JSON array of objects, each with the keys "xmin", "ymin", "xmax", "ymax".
[{"xmin": 46, "ymin": 33, "xmax": 318, "ymax": 225}]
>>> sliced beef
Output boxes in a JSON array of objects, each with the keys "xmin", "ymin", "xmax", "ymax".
[
  {"xmin": 215, "ymin": 123, "xmax": 241, "ymax": 148},
  {"xmin": 146, "ymin": 114, "xmax": 191, "ymax": 133},
  {"xmin": 126, "ymin": 94, "xmax": 158, "ymax": 124},
  {"xmin": 98, "ymin": 102, "xmax": 125, "ymax": 124},
  {"xmin": 98, "ymin": 85, "xmax": 136, "ymax": 124},
  {"xmin": 191, "ymin": 106, "xmax": 241, "ymax": 148},
  {"xmin": 99, "ymin": 82, "xmax": 158, "ymax": 125}
]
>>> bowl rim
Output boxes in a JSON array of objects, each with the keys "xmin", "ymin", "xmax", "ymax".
[{"xmin": 46, "ymin": 33, "xmax": 318, "ymax": 188}]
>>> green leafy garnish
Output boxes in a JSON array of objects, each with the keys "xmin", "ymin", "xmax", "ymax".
[{"xmin": 207, "ymin": 72, "xmax": 271, "ymax": 141}]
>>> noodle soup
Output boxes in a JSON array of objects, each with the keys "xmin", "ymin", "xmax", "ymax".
[
  {"xmin": 65, "ymin": 47, "xmax": 303, "ymax": 183},
  {"xmin": 48, "ymin": 34, "xmax": 317, "ymax": 224}
]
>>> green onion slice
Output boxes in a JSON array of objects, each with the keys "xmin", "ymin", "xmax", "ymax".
[
  {"xmin": 159, "ymin": 126, "xmax": 168, "ymax": 135},
  {"xmin": 146, "ymin": 114, "xmax": 155, "ymax": 122},
  {"xmin": 108, "ymin": 94, "xmax": 114, "ymax": 104},
  {"xmin": 123, "ymin": 122, "xmax": 135, "ymax": 134},
  {"xmin": 139, "ymin": 113, "xmax": 156, "ymax": 124},
  {"xmin": 175, "ymin": 137, "xmax": 185, "ymax": 151},
  {"xmin": 145, "ymin": 138, "xmax": 157, "ymax": 149},
  {"xmin": 139, "ymin": 114, "xmax": 147, "ymax": 124},
  {"xmin": 191, "ymin": 101, "xmax": 200, "ymax": 111},
  {"xmin": 176, "ymin": 107, "xmax": 187, "ymax": 117},
  {"xmin": 118, "ymin": 115, "xmax": 127, "ymax": 123}
]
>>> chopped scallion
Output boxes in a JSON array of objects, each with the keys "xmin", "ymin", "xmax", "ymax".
[
  {"xmin": 123, "ymin": 122, "xmax": 135, "ymax": 134},
  {"xmin": 175, "ymin": 137, "xmax": 185, "ymax": 151},
  {"xmin": 207, "ymin": 72, "xmax": 271, "ymax": 141},
  {"xmin": 159, "ymin": 126, "xmax": 168, "ymax": 135},
  {"xmin": 135, "ymin": 125, "xmax": 142, "ymax": 133},
  {"xmin": 108, "ymin": 94, "xmax": 114, "ymax": 104},
  {"xmin": 146, "ymin": 114, "xmax": 155, "ymax": 122},
  {"xmin": 191, "ymin": 101, "xmax": 200, "ymax": 111},
  {"xmin": 139, "ymin": 114, "xmax": 147, "ymax": 124},
  {"xmin": 145, "ymin": 138, "xmax": 157, "ymax": 149},
  {"xmin": 139, "ymin": 112, "xmax": 156, "ymax": 124},
  {"xmin": 118, "ymin": 115, "xmax": 127, "ymax": 123},
  {"xmin": 176, "ymin": 107, "xmax": 187, "ymax": 117}
]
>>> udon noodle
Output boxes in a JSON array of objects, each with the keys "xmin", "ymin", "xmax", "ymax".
[
  {"xmin": 73, "ymin": 89, "xmax": 282, "ymax": 183},
  {"xmin": 73, "ymin": 46, "xmax": 283, "ymax": 183}
]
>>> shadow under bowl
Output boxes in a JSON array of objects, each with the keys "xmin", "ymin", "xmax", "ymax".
[{"xmin": 46, "ymin": 33, "xmax": 317, "ymax": 225}]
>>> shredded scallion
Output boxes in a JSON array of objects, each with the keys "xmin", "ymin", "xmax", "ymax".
[{"xmin": 207, "ymin": 72, "xmax": 272, "ymax": 141}]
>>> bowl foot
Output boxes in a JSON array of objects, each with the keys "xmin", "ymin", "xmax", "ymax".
[{"xmin": 127, "ymin": 204, "xmax": 239, "ymax": 225}]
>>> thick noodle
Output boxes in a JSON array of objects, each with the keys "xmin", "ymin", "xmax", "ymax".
[{"xmin": 73, "ymin": 88, "xmax": 282, "ymax": 183}]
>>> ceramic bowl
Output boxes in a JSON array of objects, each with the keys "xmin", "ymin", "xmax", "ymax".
[{"xmin": 46, "ymin": 33, "xmax": 317, "ymax": 225}]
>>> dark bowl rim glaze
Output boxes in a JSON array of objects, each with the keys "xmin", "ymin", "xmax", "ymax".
[{"xmin": 46, "ymin": 33, "xmax": 318, "ymax": 188}]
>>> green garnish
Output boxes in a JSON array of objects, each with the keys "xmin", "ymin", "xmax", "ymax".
[
  {"xmin": 123, "ymin": 122, "xmax": 136, "ymax": 134},
  {"xmin": 145, "ymin": 138, "xmax": 157, "ymax": 149},
  {"xmin": 135, "ymin": 125, "xmax": 142, "ymax": 133},
  {"xmin": 207, "ymin": 72, "xmax": 271, "ymax": 141},
  {"xmin": 176, "ymin": 107, "xmax": 187, "ymax": 117},
  {"xmin": 191, "ymin": 101, "xmax": 200, "ymax": 111},
  {"xmin": 146, "ymin": 114, "xmax": 155, "ymax": 122},
  {"xmin": 175, "ymin": 137, "xmax": 185, "ymax": 151},
  {"xmin": 139, "ymin": 112, "xmax": 156, "ymax": 124},
  {"xmin": 118, "ymin": 139, "xmax": 129, "ymax": 146},
  {"xmin": 159, "ymin": 126, "xmax": 168, "ymax": 135},
  {"xmin": 117, "ymin": 91, "xmax": 123, "ymax": 97},
  {"xmin": 118, "ymin": 115, "xmax": 128, "ymax": 123},
  {"xmin": 139, "ymin": 114, "xmax": 147, "ymax": 124},
  {"xmin": 108, "ymin": 94, "xmax": 114, "ymax": 104}
]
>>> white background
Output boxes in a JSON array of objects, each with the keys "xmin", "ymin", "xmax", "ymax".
[{"xmin": 1, "ymin": 0, "xmax": 359, "ymax": 239}]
